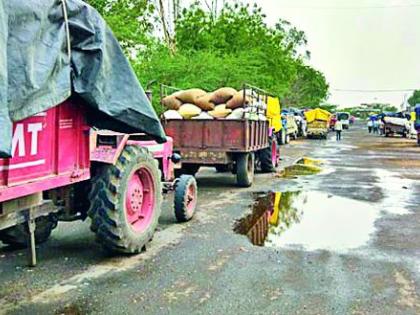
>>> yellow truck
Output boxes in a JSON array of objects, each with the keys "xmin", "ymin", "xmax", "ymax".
[
  {"xmin": 266, "ymin": 96, "xmax": 286, "ymax": 143},
  {"xmin": 304, "ymin": 108, "xmax": 331, "ymax": 139}
]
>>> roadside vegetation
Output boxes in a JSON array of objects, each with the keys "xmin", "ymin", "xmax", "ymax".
[{"xmin": 87, "ymin": 0, "xmax": 329, "ymax": 114}]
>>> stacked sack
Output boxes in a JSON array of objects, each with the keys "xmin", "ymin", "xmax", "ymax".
[{"xmin": 161, "ymin": 87, "xmax": 267, "ymax": 121}]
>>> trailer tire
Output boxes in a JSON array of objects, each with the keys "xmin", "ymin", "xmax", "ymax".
[
  {"xmin": 258, "ymin": 137, "xmax": 277, "ymax": 173},
  {"xmin": 236, "ymin": 152, "xmax": 254, "ymax": 187},
  {"xmin": 278, "ymin": 130, "xmax": 286, "ymax": 145},
  {"xmin": 174, "ymin": 175, "xmax": 197, "ymax": 222},
  {"xmin": 0, "ymin": 214, "xmax": 58, "ymax": 248},
  {"xmin": 88, "ymin": 146, "xmax": 162, "ymax": 254}
]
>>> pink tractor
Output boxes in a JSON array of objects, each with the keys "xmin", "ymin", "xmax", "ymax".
[{"xmin": 0, "ymin": 100, "xmax": 197, "ymax": 266}]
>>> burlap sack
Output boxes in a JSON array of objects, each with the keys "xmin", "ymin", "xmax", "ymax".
[
  {"xmin": 176, "ymin": 89, "xmax": 207, "ymax": 104},
  {"xmin": 208, "ymin": 104, "xmax": 232, "ymax": 118},
  {"xmin": 163, "ymin": 110, "xmax": 183, "ymax": 120},
  {"xmin": 161, "ymin": 95, "xmax": 183, "ymax": 110},
  {"xmin": 195, "ymin": 93, "xmax": 215, "ymax": 111},
  {"xmin": 226, "ymin": 90, "xmax": 251, "ymax": 109},
  {"xmin": 210, "ymin": 87, "xmax": 237, "ymax": 104},
  {"xmin": 225, "ymin": 108, "xmax": 245, "ymax": 120},
  {"xmin": 178, "ymin": 103, "xmax": 202, "ymax": 119}
]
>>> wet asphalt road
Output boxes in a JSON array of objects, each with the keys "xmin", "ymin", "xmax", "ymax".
[{"xmin": 1, "ymin": 123, "xmax": 419, "ymax": 315}]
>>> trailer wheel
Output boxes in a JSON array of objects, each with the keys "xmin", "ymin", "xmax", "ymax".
[
  {"xmin": 278, "ymin": 130, "xmax": 286, "ymax": 145},
  {"xmin": 236, "ymin": 152, "xmax": 255, "ymax": 187},
  {"xmin": 88, "ymin": 146, "xmax": 162, "ymax": 254},
  {"xmin": 174, "ymin": 175, "xmax": 197, "ymax": 222},
  {"xmin": 0, "ymin": 214, "xmax": 58, "ymax": 248},
  {"xmin": 258, "ymin": 136, "xmax": 278, "ymax": 173}
]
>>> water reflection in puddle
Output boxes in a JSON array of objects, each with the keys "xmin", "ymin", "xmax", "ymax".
[{"xmin": 235, "ymin": 191, "xmax": 380, "ymax": 251}]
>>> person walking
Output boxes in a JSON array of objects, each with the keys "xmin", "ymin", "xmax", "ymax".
[
  {"xmin": 335, "ymin": 118, "xmax": 343, "ymax": 141},
  {"xmin": 367, "ymin": 119, "xmax": 373, "ymax": 133},
  {"xmin": 373, "ymin": 119, "xmax": 379, "ymax": 134}
]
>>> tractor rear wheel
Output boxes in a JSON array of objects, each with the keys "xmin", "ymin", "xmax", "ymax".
[
  {"xmin": 88, "ymin": 146, "xmax": 162, "ymax": 254},
  {"xmin": 174, "ymin": 175, "xmax": 197, "ymax": 222},
  {"xmin": 236, "ymin": 152, "xmax": 255, "ymax": 187},
  {"xmin": 0, "ymin": 214, "xmax": 58, "ymax": 248}
]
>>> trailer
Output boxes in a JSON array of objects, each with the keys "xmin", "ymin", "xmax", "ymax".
[
  {"xmin": 161, "ymin": 85, "xmax": 275, "ymax": 187},
  {"xmin": 305, "ymin": 108, "xmax": 331, "ymax": 139},
  {"xmin": 163, "ymin": 119, "xmax": 269, "ymax": 187},
  {"xmin": 0, "ymin": 100, "xmax": 197, "ymax": 265},
  {"xmin": 383, "ymin": 117, "xmax": 410, "ymax": 138}
]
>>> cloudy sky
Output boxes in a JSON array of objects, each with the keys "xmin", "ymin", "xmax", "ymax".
[
  {"xmin": 238, "ymin": 0, "xmax": 420, "ymax": 106},
  {"xmin": 197, "ymin": 0, "xmax": 420, "ymax": 107}
]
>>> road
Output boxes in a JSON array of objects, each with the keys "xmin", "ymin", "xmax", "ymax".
[{"xmin": 1, "ymin": 123, "xmax": 419, "ymax": 315}]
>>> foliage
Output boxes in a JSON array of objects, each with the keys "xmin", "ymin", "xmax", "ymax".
[
  {"xmin": 408, "ymin": 90, "xmax": 420, "ymax": 107},
  {"xmin": 282, "ymin": 62, "xmax": 329, "ymax": 108},
  {"xmin": 317, "ymin": 104, "xmax": 338, "ymax": 113},
  {"xmin": 86, "ymin": 0, "xmax": 155, "ymax": 53},
  {"xmin": 87, "ymin": 1, "xmax": 330, "ymax": 114}
]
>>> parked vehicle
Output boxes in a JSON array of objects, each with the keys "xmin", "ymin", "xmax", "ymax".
[
  {"xmin": 382, "ymin": 112, "xmax": 411, "ymax": 138},
  {"xmin": 0, "ymin": 2, "xmax": 197, "ymax": 265},
  {"xmin": 383, "ymin": 117, "xmax": 410, "ymax": 138},
  {"xmin": 305, "ymin": 108, "xmax": 331, "ymax": 139},
  {"xmin": 286, "ymin": 108, "xmax": 307, "ymax": 137},
  {"xmin": 267, "ymin": 97, "xmax": 286, "ymax": 146},
  {"xmin": 282, "ymin": 111, "xmax": 299, "ymax": 140},
  {"xmin": 337, "ymin": 112, "xmax": 351, "ymax": 129},
  {"xmin": 0, "ymin": 101, "xmax": 198, "ymax": 265},
  {"xmin": 162, "ymin": 85, "xmax": 275, "ymax": 187},
  {"xmin": 415, "ymin": 105, "xmax": 420, "ymax": 145}
]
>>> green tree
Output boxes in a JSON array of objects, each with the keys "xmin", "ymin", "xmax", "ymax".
[
  {"xmin": 88, "ymin": 1, "xmax": 330, "ymax": 113},
  {"xmin": 408, "ymin": 90, "xmax": 420, "ymax": 107},
  {"xmin": 86, "ymin": 0, "xmax": 155, "ymax": 54},
  {"xmin": 282, "ymin": 62, "xmax": 329, "ymax": 108}
]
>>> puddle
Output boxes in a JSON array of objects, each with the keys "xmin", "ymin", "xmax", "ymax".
[
  {"xmin": 235, "ymin": 191, "xmax": 380, "ymax": 251},
  {"xmin": 374, "ymin": 169, "xmax": 414, "ymax": 215}
]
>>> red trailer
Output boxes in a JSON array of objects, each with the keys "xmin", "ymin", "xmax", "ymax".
[
  {"xmin": 163, "ymin": 119, "xmax": 270, "ymax": 187},
  {"xmin": 160, "ymin": 84, "xmax": 275, "ymax": 187},
  {"xmin": 0, "ymin": 100, "xmax": 197, "ymax": 265}
]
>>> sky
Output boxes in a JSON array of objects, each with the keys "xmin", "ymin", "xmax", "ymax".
[{"xmin": 195, "ymin": 0, "xmax": 420, "ymax": 108}]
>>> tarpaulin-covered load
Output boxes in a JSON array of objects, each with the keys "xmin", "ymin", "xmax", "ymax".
[
  {"xmin": 0, "ymin": 0, "xmax": 166, "ymax": 157},
  {"xmin": 304, "ymin": 108, "xmax": 331, "ymax": 123},
  {"xmin": 383, "ymin": 117, "xmax": 410, "ymax": 129}
]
